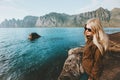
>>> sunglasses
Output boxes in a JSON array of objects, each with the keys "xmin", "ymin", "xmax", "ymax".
[{"xmin": 84, "ymin": 24, "xmax": 92, "ymax": 32}]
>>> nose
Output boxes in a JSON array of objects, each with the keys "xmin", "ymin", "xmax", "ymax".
[{"xmin": 85, "ymin": 29, "xmax": 89, "ymax": 32}]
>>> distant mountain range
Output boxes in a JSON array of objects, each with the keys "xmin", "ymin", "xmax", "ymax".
[{"xmin": 0, "ymin": 7, "xmax": 120, "ymax": 28}]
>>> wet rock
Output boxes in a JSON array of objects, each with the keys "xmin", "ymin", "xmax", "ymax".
[
  {"xmin": 28, "ymin": 32, "xmax": 41, "ymax": 40},
  {"xmin": 58, "ymin": 32, "xmax": 120, "ymax": 80}
]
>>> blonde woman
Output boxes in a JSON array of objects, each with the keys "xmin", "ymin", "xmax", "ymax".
[{"xmin": 81, "ymin": 18, "xmax": 109, "ymax": 80}]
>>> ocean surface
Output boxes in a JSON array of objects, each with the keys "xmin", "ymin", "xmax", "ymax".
[{"xmin": 0, "ymin": 28, "xmax": 120, "ymax": 80}]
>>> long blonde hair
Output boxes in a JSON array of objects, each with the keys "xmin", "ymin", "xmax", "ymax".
[{"xmin": 84, "ymin": 18, "xmax": 109, "ymax": 55}]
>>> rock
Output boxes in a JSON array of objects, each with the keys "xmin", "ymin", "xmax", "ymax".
[
  {"xmin": 58, "ymin": 47, "xmax": 85, "ymax": 80},
  {"xmin": 58, "ymin": 32, "xmax": 120, "ymax": 80},
  {"xmin": 28, "ymin": 32, "xmax": 41, "ymax": 40},
  {"xmin": 58, "ymin": 48, "xmax": 84, "ymax": 80}
]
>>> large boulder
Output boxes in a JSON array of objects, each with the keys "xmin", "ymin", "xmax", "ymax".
[
  {"xmin": 58, "ymin": 48, "xmax": 84, "ymax": 80},
  {"xmin": 58, "ymin": 32, "xmax": 120, "ymax": 80},
  {"xmin": 28, "ymin": 32, "xmax": 41, "ymax": 40}
]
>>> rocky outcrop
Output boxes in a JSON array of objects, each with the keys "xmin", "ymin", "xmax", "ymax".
[
  {"xmin": 58, "ymin": 32, "xmax": 120, "ymax": 80},
  {"xmin": 28, "ymin": 32, "xmax": 41, "ymax": 40},
  {"xmin": 58, "ymin": 47, "xmax": 84, "ymax": 80},
  {"xmin": 0, "ymin": 7, "xmax": 120, "ymax": 27}
]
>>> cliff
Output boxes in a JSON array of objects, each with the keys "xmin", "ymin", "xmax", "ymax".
[
  {"xmin": 0, "ymin": 7, "xmax": 120, "ymax": 27},
  {"xmin": 58, "ymin": 32, "xmax": 120, "ymax": 80}
]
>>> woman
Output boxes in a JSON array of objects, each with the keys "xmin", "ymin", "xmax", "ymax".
[{"xmin": 81, "ymin": 18, "xmax": 109, "ymax": 80}]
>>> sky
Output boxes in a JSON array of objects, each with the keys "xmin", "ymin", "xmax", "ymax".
[{"xmin": 0, "ymin": 0, "xmax": 120, "ymax": 23}]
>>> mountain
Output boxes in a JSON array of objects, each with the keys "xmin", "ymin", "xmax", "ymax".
[
  {"xmin": 36, "ymin": 12, "xmax": 73, "ymax": 27},
  {"xmin": 0, "ymin": 7, "xmax": 120, "ymax": 28},
  {"xmin": 109, "ymin": 8, "xmax": 120, "ymax": 27},
  {"xmin": 0, "ymin": 16, "xmax": 38, "ymax": 28},
  {"xmin": 36, "ymin": 7, "xmax": 111, "ymax": 27},
  {"xmin": 72, "ymin": 7, "xmax": 111, "ymax": 27}
]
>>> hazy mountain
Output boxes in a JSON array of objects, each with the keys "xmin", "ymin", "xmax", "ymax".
[
  {"xmin": 36, "ymin": 7, "xmax": 110, "ymax": 27},
  {"xmin": 0, "ymin": 7, "xmax": 120, "ymax": 28},
  {"xmin": 36, "ymin": 12, "xmax": 73, "ymax": 27},
  {"xmin": 0, "ymin": 16, "xmax": 38, "ymax": 28},
  {"xmin": 71, "ymin": 7, "xmax": 111, "ymax": 27},
  {"xmin": 109, "ymin": 8, "xmax": 120, "ymax": 27}
]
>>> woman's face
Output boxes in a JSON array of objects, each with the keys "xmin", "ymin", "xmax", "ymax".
[{"xmin": 84, "ymin": 24, "xmax": 93, "ymax": 36}]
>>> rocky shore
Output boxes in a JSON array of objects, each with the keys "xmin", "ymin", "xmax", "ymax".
[{"xmin": 58, "ymin": 32, "xmax": 120, "ymax": 80}]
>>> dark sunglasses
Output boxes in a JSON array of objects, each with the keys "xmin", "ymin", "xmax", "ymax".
[{"xmin": 84, "ymin": 27, "xmax": 92, "ymax": 32}]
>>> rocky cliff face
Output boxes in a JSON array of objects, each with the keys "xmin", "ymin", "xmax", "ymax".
[
  {"xmin": 73, "ymin": 7, "xmax": 111, "ymax": 27},
  {"xmin": 36, "ymin": 12, "xmax": 74, "ymax": 27},
  {"xmin": 0, "ymin": 7, "xmax": 120, "ymax": 27}
]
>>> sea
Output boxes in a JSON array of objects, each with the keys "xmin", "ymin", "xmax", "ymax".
[{"xmin": 0, "ymin": 27, "xmax": 120, "ymax": 80}]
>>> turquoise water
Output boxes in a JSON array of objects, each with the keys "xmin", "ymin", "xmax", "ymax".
[{"xmin": 0, "ymin": 28, "xmax": 120, "ymax": 80}]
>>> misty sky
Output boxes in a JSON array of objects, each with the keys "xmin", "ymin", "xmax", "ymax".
[{"xmin": 0, "ymin": 0, "xmax": 120, "ymax": 23}]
